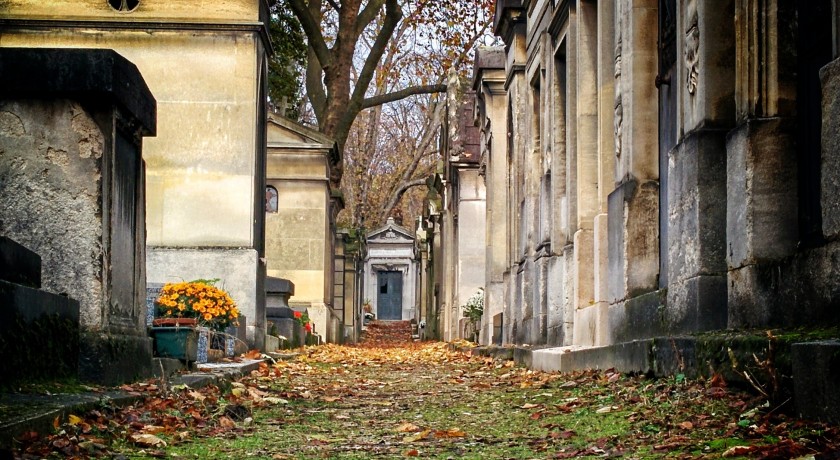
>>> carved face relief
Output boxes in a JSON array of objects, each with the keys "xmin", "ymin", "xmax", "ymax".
[{"xmin": 684, "ymin": 3, "xmax": 699, "ymax": 95}]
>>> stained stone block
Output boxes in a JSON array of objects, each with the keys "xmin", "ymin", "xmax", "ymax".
[
  {"xmin": 608, "ymin": 290, "xmax": 667, "ymax": 344},
  {"xmin": 0, "ymin": 48, "xmax": 156, "ymax": 385},
  {"xmin": 608, "ymin": 179, "xmax": 660, "ymax": 303},
  {"xmin": 792, "ymin": 341, "xmax": 840, "ymax": 423},
  {"xmin": 0, "ymin": 279, "xmax": 80, "ymax": 384},
  {"xmin": 665, "ymin": 275, "xmax": 727, "ymax": 333},
  {"xmin": 821, "ymin": 58, "xmax": 840, "ymax": 239},
  {"xmin": 667, "ymin": 129, "xmax": 727, "ymax": 282},
  {"xmin": 726, "ymin": 118, "xmax": 798, "ymax": 268},
  {"xmin": 666, "ymin": 129, "xmax": 728, "ymax": 333},
  {"xmin": 545, "ymin": 254, "xmax": 566, "ymax": 346},
  {"xmin": 79, "ymin": 333, "xmax": 152, "ymax": 386}
]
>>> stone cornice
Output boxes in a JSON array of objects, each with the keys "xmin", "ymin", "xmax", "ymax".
[
  {"xmin": 548, "ymin": 0, "xmax": 570, "ymax": 39},
  {"xmin": 0, "ymin": 18, "xmax": 271, "ymax": 50},
  {"xmin": 504, "ymin": 64, "xmax": 526, "ymax": 90},
  {"xmin": 494, "ymin": 0, "xmax": 525, "ymax": 45}
]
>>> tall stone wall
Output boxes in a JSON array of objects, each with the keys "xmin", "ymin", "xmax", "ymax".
[{"xmin": 481, "ymin": 0, "xmax": 840, "ymax": 349}]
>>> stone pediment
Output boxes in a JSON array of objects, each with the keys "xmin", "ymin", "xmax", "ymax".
[
  {"xmin": 267, "ymin": 113, "xmax": 336, "ymax": 150},
  {"xmin": 366, "ymin": 217, "xmax": 414, "ymax": 244}
]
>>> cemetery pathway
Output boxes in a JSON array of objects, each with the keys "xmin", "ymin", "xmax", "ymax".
[{"xmin": 12, "ymin": 340, "xmax": 840, "ymax": 459}]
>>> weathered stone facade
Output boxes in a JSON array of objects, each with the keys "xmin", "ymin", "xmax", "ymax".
[
  {"xmin": 364, "ymin": 218, "xmax": 418, "ymax": 323},
  {"xmin": 0, "ymin": 0, "xmax": 272, "ymax": 348},
  {"xmin": 436, "ymin": 90, "xmax": 487, "ymax": 341},
  {"xmin": 474, "ymin": 0, "xmax": 840, "ymax": 348},
  {"xmin": 265, "ymin": 114, "xmax": 343, "ymax": 343},
  {"xmin": 0, "ymin": 48, "xmax": 156, "ymax": 384}
]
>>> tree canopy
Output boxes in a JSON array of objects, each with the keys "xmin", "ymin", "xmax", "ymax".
[{"xmin": 273, "ymin": 0, "xmax": 494, "ymax": 229}]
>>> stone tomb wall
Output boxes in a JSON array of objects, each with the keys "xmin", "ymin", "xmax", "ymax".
[{"xmin": 0, "ymin": 48, "xmax": 156, "ymax": 384}]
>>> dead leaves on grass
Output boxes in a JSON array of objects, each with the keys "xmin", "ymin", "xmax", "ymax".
[{"xmin": 13, "ymin": 341, "xmax": 840, "ymax": 459}]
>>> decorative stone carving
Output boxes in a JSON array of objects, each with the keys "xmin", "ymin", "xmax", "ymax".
[
  {"xmin": 684, "ymin": 1, "xmax": 699, "ymax": 95},
  {"xmin": 614, "ymin": 24, "xmax": 622, "ymax": 78},
  {"xmin": 614, "ymin": 97, "xmax": 623, "ymax": 158},
  {"xmin": 614, "ymin": 7, "xmax": 623, "ymax": 159}
]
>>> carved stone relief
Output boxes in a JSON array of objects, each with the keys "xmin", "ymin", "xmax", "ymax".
[
  {"xmin": 614, "ymin": 15, "xmax": 622, "ymax": 79},
  {"xmin": 684, "ymin": 0, "xmax": 699, "ymax": 95},
  {"xmin": 614, "ymin": 97, "xmax": 623, "ymax": 158},
  {"xmin": 614, "ymin": 10, "xmax": 623, "ymax": 159}
]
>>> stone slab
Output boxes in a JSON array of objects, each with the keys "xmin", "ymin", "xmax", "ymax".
[
  {"xmin": 559, "ymin": 340, "xmax": 653, "ymax": 374},
  {"xmin": 265, "ymin": 277, "xmax": 295, "ymax": 296},
  {"xmin": 792, "ymin": 341, "xmax": 840, "ymax": 423},
  {"xmin": 821, "ymin": 57, "xmax": 840, "ymax": 240},
  {"xmin": 0, "ymin": 237, "xmax": 40, "ymax": 288},
  {"xmin": 0, "ymin": 48, "xmax": 156, "ymax": 135},
  {"xmin": 531, "ymin": 346, "xmax": 585, "ymax": 372},
  {"xmin": 0, "ymin": 391, "xmax": 143, "ymax": 449},
  {"xmin": 0, "ymin": 280, "xmax": 80, "ymax": 384},
  {"xmin": 78, "ymin": 332, "xmax": 153, "ymax": 386}
]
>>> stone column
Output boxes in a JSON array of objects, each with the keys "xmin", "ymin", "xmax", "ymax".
[
  {"xmin": 499, "ymin": 9, "xmax": 529, "ymax": 344},
  {"xmin": 474, "ymin": 48, "xmax": 508, "ymax": 345},
  {"xmin": 571, "ymin": 0, "xmax": 601, "ymax": 347},
  {"xmin": 607, "ymin": 0, "xmax": 662, "ymax": 343},
  {"xmin": 726, "ymin": 0, "xmax": 799, "ymax": 327},
  {"xmin": 589, "ymin": 0, "xmax": 615, "ymax": 346},
  {"xmin": 664, "ymin": 0, "xmax": 734, "ymax": 334}
]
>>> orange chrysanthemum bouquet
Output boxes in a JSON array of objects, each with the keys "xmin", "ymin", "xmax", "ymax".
[{"xmin": 155, "ymin": 279, "xmax": 240, "ymax": 331}]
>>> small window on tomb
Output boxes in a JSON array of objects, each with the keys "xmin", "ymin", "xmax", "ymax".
[
  {"xmin": 108, "ymin": 0, "xmax": 140, "ymax": 12},
  {"xmin": 265, "ymin": 186, "xmax": 279, "ymax": 213},
  {"xmin": 380, "ymin": 279, "xmax": 388, "ymax": 294}
]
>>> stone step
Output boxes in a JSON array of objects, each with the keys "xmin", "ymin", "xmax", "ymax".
[
  {"xmin": 0, "ymin": 236, "xmax": 41, "ymax": 288},
  {"xmin": 0, "ymin": 279, "xmax": 80, "ymax": 385}
]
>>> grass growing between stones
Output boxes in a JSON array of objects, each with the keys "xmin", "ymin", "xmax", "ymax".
[{"xmin": 11, "ymin": 342, "xmax": 840, "ymax": 459}]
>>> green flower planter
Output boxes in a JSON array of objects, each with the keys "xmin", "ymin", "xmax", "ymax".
[{"xmin": 151, "ymin": 326, "xmax": 199, "ymax": 361}]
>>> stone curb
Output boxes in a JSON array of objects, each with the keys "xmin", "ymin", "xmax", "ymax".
[
  {"xmin": 451, "ymin": 335, "xmax": 840, "ymax": 424},
  {"xmin": 0, "ymin": 358, "xmax": 268, "ymax": 449}
]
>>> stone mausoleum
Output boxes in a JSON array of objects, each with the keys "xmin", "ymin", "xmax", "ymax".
[
  {"xmin": 364, "ymin": 218, "xmax": 418, "ymax": 322},
  {"xmin": 0, "ymin": 48, "xmax": 156, "ymax": 384},
  {"xmin": 265, "ymin": 113, "xmax": 344, "ymax": 343},
  {"xmin": 0, "ymin": 0, "xmax": 272, "ymax": 348}
]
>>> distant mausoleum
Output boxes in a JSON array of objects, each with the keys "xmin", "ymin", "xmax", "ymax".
[{"xmin": 364, "ymin": 218, "xmax": 419, "ymax": 322}]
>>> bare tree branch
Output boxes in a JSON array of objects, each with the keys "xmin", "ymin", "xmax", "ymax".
[
  {"xmin": 379, "ymin": 177, "xmax": 430, "ymax": 221},
  {"xmin": 305, "ymin": 48, "xmax": 327, "ymax": 123},
  {"xmin": 338, "ymin": 0, "xmax": 402, "ymax": 137},
  {"xmin": 361, "ymin": 84, "xmax": 447, "ymax": 109},
  {"xmin": 288, "ymin": 0, "xmax": 332, "ymax": 70},
  {"xmin": 326, "ymin": 0, "xmax": 341, "ymax": 12},
  {"xmin": 355, "ymin": 0, "xmax": 386, "ymax": 38}
]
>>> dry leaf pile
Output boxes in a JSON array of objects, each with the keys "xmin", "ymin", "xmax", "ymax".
[{"xmin": 8, "ymin": 336, "xmax": 840, "ymax": 459}]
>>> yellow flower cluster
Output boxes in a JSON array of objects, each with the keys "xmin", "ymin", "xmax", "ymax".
[{"xmin": 155, "ymin": 281, "xmax": 239, "ymax": 330}]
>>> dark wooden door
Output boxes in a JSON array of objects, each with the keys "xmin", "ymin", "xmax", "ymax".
[{"xmin": 377, "ymin": 271, "xmax": 403, "ymax": 320}]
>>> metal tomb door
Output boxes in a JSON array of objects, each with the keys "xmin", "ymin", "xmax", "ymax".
[{"xmin": 376, "ymin": 271, "xmax": 403, "ymax": 320}]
